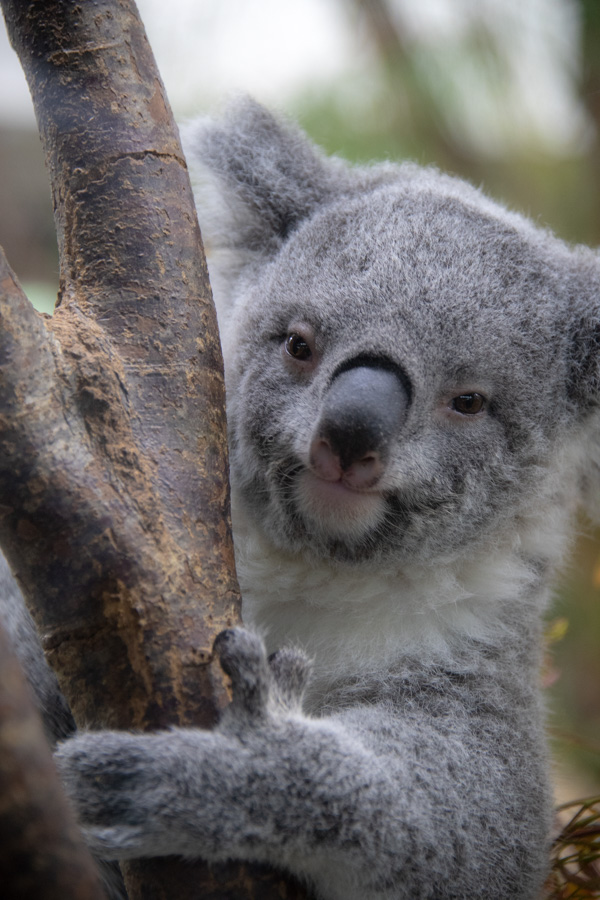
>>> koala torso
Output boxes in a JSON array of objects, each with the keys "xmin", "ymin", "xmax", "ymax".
[{"xmin": 4, "ymin": 99, "xmax": 600, "ymax": 900}]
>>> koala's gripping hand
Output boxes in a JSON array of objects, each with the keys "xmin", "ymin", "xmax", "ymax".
[
  {"xmin": 54, "ymin": 629, "xmax": 550, "ymax": 898},
  {"xmin": 55, "ymin": 630, "xmax": 391, "ymax": 871}
]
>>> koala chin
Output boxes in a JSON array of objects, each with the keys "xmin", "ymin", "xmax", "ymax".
[
  {"xmin": 294, "ymin": 468, "xmax": 387, "ymax": 541},
  {"xmin": 3, "ymin": 97, "xmax": 600, "ymax": 900}
]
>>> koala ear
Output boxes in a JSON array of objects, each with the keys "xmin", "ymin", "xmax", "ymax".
[
  {"xmin": 180, "ymin": 97, "xmax": 360, "ymax": 316},
  {"xmin": 565, "ymin": 249, "xmax": 600, "ymax": 412},
  {"xmin": 560, "ymin": 249, "xmax": 600, "ymax": 520},
  {"xmin": 568, "ymin": 315, "xmax": 600, "ymax": 411}
]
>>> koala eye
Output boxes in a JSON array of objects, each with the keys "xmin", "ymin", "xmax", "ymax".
[
  {"xmin": 451, "ymin": 393, "xmax": 486, "ymax": 415},
  {"xmin": 285, "ymin": 332, "xmax": 312, "ymax": 362}
]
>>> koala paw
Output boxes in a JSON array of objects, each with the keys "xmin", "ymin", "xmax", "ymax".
[
  {"xmin": 215, "ymin": 628, "xmax": 311, "ymax": 725},
  {"xmin": 55, "ymin": 729, "xmax": 165, "ymax": 858},
  {"xmin": 54, "ymin": 629, "xmax": 312, "ymax": 860}
]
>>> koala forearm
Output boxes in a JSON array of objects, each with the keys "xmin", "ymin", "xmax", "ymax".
[
  {"xmin": 55, "ymin": 631, "xmax": 550, "ymax": 900},
  {"xmin": 56, "ymin": 720, "xmax": 547, "ymax": 899},
  {"xmin": 56, "ymin": 722, "xmax": 394, "ymax": 863}
]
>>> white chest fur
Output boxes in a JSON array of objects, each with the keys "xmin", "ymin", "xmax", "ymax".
[{"xmin": 233, "ymin": 504, "xmax": 562, "ymax": 693}]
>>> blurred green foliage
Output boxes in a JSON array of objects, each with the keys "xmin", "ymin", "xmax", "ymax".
[{"xmin": 552, "ymin": 528, "xmax": 600, "ymax": 786}]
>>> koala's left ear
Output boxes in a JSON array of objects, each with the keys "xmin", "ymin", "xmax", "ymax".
[
  {"xmin": 549, "ymin": 249, "xmax": 600, "ymax": 520},
  {"xmin": 568, "ymin": 317, "xmax": 600, "ymax": 411},
  {"xmin": 565, "ymin": 249, "xmax": 600, "ymax": 413}
]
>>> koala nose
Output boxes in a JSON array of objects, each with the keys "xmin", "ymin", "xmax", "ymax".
[{"xmin": 310, "ymin": 365, "xmax": 408, "ymax": 489}]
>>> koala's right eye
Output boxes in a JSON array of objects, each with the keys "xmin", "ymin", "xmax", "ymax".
[{"xmin": 285, "ymin": 332, "xmax": 312, "ymax": 362}]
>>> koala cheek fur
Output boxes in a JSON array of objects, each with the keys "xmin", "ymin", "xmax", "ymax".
[{"xmin": 3, "ymin": 97, "xmax": 600, "ymax": 899}]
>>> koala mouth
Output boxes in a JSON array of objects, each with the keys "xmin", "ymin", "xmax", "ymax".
[
  {"xmin": 269, "ymin": 460, "xmax": 456, "ymax": 563},
  {"xmin": 292, "ymin": 468, "xmax": 387, "ymax": 541}
]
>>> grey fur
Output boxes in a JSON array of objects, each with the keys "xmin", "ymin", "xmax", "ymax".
[
  {"xmin": 4, "ymin": 97, "xmax": 600, "ymax": 898},
  {"xmin": 0, "ymin": 551, "xmax": 75, "ymax": 746}
]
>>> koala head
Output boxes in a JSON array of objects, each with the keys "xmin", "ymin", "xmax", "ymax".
[{"xmin": 183, "ymin": 99, "xmax": 600, "ymax": 567}]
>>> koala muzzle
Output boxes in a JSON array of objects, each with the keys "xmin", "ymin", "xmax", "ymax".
[{"xmin": 310, "ymin": 365, "xmax": 408, "ymax": 489}]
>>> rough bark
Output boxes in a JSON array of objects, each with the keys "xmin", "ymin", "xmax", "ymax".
[
  {"xmin": 0, "ymin": 1, "xmax": 307, "ymax": 897},
  {"xmin": 0, "ymin": 0, "xmax": 236, "ymax": 734},
  {"xmin": 0, "ymin": 616, "xmax": 106, "ymax": 899}
]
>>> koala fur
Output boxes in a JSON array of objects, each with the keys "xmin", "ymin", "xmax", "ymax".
[{"xmin": 3, "ymin": 97, "xmax": 600, "ymax": 899}]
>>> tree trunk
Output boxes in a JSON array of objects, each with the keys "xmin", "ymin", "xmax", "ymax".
[{"xmin": 0, "ymin": 1, "xmax": 307, "ymax": 897}]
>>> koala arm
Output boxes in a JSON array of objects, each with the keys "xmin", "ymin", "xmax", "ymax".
[
  {"xmin": 55, "ymin": 629, "xmax": 549, "ymax": 899},
  {"xmin": 56, "ymin": 632, "xmax": 392, "ymax": 860}
]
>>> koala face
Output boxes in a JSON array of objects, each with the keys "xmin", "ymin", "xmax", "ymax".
[
  {"xmin": 184, "ymin": 99, "xmax": 600, "ymax": 567},
  {"xmin": 225, "ymin": 186, "xmax": 577, "ymax": 565}
]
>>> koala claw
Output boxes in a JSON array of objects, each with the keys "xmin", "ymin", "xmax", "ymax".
[
  {"xmin": 214, "ymin": 628, "xmax": 271, "ymax": 718},
  {"xmin": 268, "ymin": 645, "xmax": 312, "ymax": 709},
  {"xmin": 215, "ymin": 628, "xmax": 312, "ymax": 722}
]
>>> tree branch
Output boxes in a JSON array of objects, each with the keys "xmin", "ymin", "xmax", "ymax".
[
  {"xmin": 0, "ymin": 0, "xmax": 238, "ymax": 732},
  {"xmin": 0, "ymin": 1, "xmax": 308, "ymax": 896}
]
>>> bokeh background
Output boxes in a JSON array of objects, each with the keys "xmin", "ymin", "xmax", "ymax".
[{"xmin": 1, "ymin": 0, "xmax": 599, "ymax": 802}]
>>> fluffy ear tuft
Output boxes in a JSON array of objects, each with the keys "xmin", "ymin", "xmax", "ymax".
[
  {"xmin": 565, "ymin": 247, "xmax": 600, "ymax": 413},
  {"xmin": 562, "ymin": 248, "xmax": 600, "ymax": 520},
  {"xmin": 180, "ymin": 97, "xmax": 354, "ymax": 313}
]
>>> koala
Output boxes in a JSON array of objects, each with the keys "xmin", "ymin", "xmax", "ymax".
[{"xmin": 2, "ymin": 97, "xmax": 600, "ymax": 899}]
